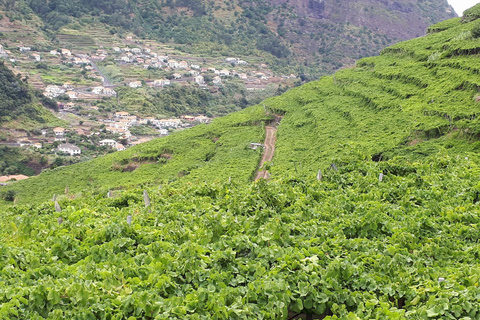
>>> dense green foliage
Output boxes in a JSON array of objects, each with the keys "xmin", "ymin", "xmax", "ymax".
[
  {"xmin": 114, "ymin": 84, "xmax": 250, "ymax": 118},
  {"xmin": 0, "ymin": 146, "xmax": 35, "ymax": 177},
  {"xmin": 0, "ymin": 62, "xmax": 33, "ymax": 121},
  {"xmin": 4, "ymin": 155, "xmax": 480, "ymax": 318},
  {"xmin": 0, "ymin": 62, "xmax": 63, "ymax": 128},
  {"xmin": 3, "ymin": 12, "xmax": 480, "ymax": 319}
]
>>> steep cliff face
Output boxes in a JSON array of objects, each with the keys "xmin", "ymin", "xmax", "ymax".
[
  {"xmin": 256, "ymin": 0, "xmax": 456, "ymax": 74},
  {"xmin": 267, "ymin": 0, "xmax": 455, "ymax": 39}
]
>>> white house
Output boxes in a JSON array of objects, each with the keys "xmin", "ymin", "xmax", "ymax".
[
  {"xmin": 172, "ymin": 73, "xmax": 182, "ymax": 79},
  {"xmin": 168, "ymin": 59, "xmax": 179, "ymax": 69},
  {"xmin": 58, "ymin": 144, "xmax": 81, "ymax": 156},
  {"xmin": 103, "ymin": 88, "xmax": 116, "ymax": 96},
  {"xmin": 219, "ymin": 69, "xmax": 230, "ymax": 77},
  {"xmin": 65, "ymin": 91, "xmax": 78, "ymax": 100},
  {"xmin": 92, "ymin": 86, "xmax": 104, "ymax": 94},
  {"xmin": 225, "ymin": 57, "xmax": 237, "ymax": 63},
  {"xmin": 61, "ymin": 49, "xmax": 72, "ymax": 56},
  {"xmin": 153, "ymin": 79, "xmax": 171, "ymax": 87},
  {"xmin": 46, "ymin": 85, "xmax": 66, "ymax": 97},
  {"xmin": 194, "ymin": 75, "xmax": 205, "ymax": 85},
  {"xmin": 129, "ymin": 81, "xmax": 142, "ymax": 88},
  {"xmin": 131, "ymin": 48, "xmax": 142, "ymax": 54},
  {"xmin": 195, "ymin": 115, "xmax": 210, "ymax": 123},
  {"xmin": 19, "ymin": 46, "xmax": 31, "ymax": 52},
  {"xmin": 113, "ymin": 47, "xmax": 121, "ymax": 52},
  {"xmin": 159, "ymin": 128, "xmax": 169, "ymax": 135},
  {"xmin": 31, "ymin": 53, "xmax": 41, "ymax": 61},
  {"xmin": 191, "ymin": 64, "xmax": 200, "ymax": 69},
  {"xmin": 115, "ymin": 111, "xmax": 130, "ymax": 118},
  {"xmin": 99, "ymin": 139, "xmax": 117, "ymax": 147},
  {"xmin": 178, "ymin": 61, "xmax": 189, "ymax": 69},
  {"xmin": 116, "ymin": 144, "xmax": 126, "ymax": 151},
  {"xmin": 53, "ymin": 127, "xmax": 66, "ymax": 136},
  {"xmin": 213, "ymin": 76, "xmax": 222, "ymax": 85},
  {"xmin": 154, "ymin": 119, "xmax": 182, "ymax": 128}
]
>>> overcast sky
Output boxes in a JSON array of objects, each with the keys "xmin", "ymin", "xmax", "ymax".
[{"xmin": 448, "ymin": 0, "xmax": 479, "ymax": 15}]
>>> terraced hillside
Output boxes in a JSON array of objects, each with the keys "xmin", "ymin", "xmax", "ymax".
[
  {"xmin": 3, "ymin": 7, "xmax": 480, "ymax": 319},
  {"xmin": 4, "ymin": 6, "xmax": 480, "ymax": 205},
  {"xmin": 13, "ymin": 0, "xmax": 456, "ymax": 78}
]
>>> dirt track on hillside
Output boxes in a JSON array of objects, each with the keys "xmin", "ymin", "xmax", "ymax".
[{"xmin": 255, "ymin": 126, "xmax": 277, "ymax": 181}]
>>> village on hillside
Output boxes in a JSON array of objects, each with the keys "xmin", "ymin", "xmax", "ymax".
[{"xmin": 0, "ymin": 30, "xmax": 297, "ymax": 183}]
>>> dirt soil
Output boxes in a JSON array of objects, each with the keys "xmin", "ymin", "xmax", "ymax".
[{"xmin": 255, "ymin": 126, "xmax": 277, "ymax": 181}]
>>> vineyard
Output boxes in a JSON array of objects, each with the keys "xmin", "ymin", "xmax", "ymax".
[
  {"xmin": 2, "ymin": 5, "xmax": 480, "ymax": 319},
  {"xmin": 2, "ymin": 155, "xmax": 480, "ymax": 319}
]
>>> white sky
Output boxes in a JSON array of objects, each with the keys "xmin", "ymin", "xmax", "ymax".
[{"xmin": 448, "ymin": 0, "xmax": 480, "ymax": 15}]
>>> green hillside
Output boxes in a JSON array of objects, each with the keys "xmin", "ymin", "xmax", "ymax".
[
  {"xmin": 2, "ymin": 6, "xmax": 480, "ymax": 319},
  {"xmin": 4, "ymin": 6, "xmax": 480, "ymax": 205},
  {"xmin": 0, "ymin": 62, "xmax": 64, "ymax": 129}
]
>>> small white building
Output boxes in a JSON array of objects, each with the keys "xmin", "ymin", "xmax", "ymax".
[
  {"xmin": 153, "ymin": 79, "xmax": 171, "ymax": 87},
  {"xmin": 159, "ymin": 128, "xmax": 169, "ymax": 135},
  {"xmin": 99, "ymin": 139, "xmax": 117, "ymax": 147},
  {"xmin": 129, "ymin": 81, "xmax": 142, "ymax": 88},
  {"xmin": 131, "ymin": 48, "xmax": 142, "ymax": 54},
  {"xmin": 31, "ymin": 53, "xmax": 41, "ymax": 61},
  {"xmin": 50, "ymin": 50, "xmax": 59, "ymax": 55},
  {"xmin": 219, "ymin": 69, "xmax": 230, "ymax": 77},
  {"xmin": 61, "ymin": 49, "xmax": 72, "ymax": 56},
  {"xmin": 19, "ymin": 46, "xmax": 31, "ymax": 52},
  {"xmin": 53, "ymin": 127, "xmax": 66, "ymax": 136},
  {"xmin": 168, "ymin": 59, "xmax": 179, "ymax": 69},
  {"xmin": 58, "ymin": 144, "xmax": 81, "ymax": 156},
  {"xmin": 115, "ymin": 111, "xmax": 130, "ymax": 118},
  {"xmin": 213, "ymin": 76, "xmax": 222, "ymax": 85},
  {"xmin": 194, "ymin": 75, "xmax": 205, "ymax": 85},
  {"xmin": 65, "ymin": 91, "xmax": 78, "ymax": 100}
]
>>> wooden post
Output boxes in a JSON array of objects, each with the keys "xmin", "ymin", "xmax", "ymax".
[
  {"xmin": 379, "ymin": 173, "xmax": 384, "ymax": 182},
  {"xmin": 107, "ymin": 191, "xmax": 112, "ymax": 198},
  {"xmin": 127, "ymin": 215, "xmax": 132, "ymax": 225},
  {"xmin": 54, "ymin": 201, "xmax": 62, "ymax": 213},
  {"xmin": 143, "ymin": 190, "xmax": 150, "ymax": 207},
  {"xmin": 317, "ymin": 169, "xmax": 322, "ymax": 181}
]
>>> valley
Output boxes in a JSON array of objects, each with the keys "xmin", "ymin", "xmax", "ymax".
[{"xmin": 2, "ymin": 1, "xmax": 480, "ymax": 319}]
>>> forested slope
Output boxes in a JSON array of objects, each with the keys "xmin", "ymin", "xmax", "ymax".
[{"xmin": 0, "ymin": 62, "xmax": 63, "ymax": 128}]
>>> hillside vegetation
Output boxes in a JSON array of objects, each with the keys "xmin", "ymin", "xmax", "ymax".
[
  {"xmin": 2, "ymin": 6, "xmax": 480, "ymax": 319},
  {"xmin": 6, "ymin": 0, "xmax": 456, "ymax": 78},
  {"xmin": 0, "ymin": 62, "xmax": 63, "ymax": 129}
]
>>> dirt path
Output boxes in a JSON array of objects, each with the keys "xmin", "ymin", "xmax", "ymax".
[{"xmin": 255, "ymin": 126, "xmax": 277, "ymax": 181}]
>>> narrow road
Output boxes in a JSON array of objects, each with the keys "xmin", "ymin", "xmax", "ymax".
[
  {"xmin": 89, "ymin": 60, "xmax": 113, "ymax": 87},
  {"xmin": 255, "ymin": 126, "xmax": 277, "ymax": 181},
  {"xmin": 74, "ymin": 54, "xmax": 114, "ymax": 87}
]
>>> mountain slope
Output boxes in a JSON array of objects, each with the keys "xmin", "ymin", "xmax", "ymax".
[
  {"xmin": 0, "ymin": 62, "xmax": 64, "ymax": 129},
  {"xmin": 16, "ymin": 0, "xmax": 457, "ymax": 77},
  {"xmin": 3, "ymin": 7, "xmax": 480, "ymax": 319},
  {"xmin": 2, "ymin": 8, "xmax": 480, "ymax": 205}
]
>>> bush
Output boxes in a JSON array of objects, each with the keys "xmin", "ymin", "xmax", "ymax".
[
  {"xmin": 472, "ymin": 24, "xmax": 480, "ymax": 38},
  {"xmin": 3, "ymin": 189, "xmax": 17, "ymax": 202}
]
